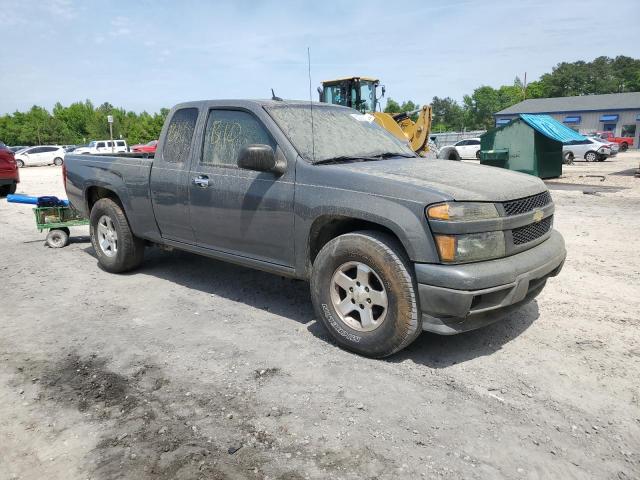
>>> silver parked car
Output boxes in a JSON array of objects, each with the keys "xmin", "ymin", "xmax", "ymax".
[{"xmin": 563, "ymin": 138, "xmax": 611, "ymax": 163}]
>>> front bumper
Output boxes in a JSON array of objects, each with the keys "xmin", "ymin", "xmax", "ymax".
[{"xmin": 415, "ymin": 230, "xmax": 566, "ymax": 335}]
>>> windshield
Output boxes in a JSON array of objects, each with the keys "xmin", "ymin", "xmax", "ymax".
[
  {"xmin": 87, "ymin": 141, "xmax": 97, "ymax": 147},
  {"xmin": 266, "ymin": 104, "xmax": 414, "ymax": 163}
]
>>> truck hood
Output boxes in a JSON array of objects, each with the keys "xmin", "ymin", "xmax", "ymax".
[{"xmin": 341, "ymin": 158, "xmax": 547, "ymax": 202}]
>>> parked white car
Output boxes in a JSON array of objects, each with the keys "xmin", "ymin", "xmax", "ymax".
[
  {"xmin": 563, "ymin": 138, "xmax": 611, "ymax": 163},
  {"xmin": 585, "ymin": 134, "xmax": 619, "ymax": 156},
  {"xmin": 74, "ymin": 139, "xmax": 128, "ymax": 155},
  {"xmin": 438, "ymin": 137, "xmax": 482, "ymax": 160},
  {"xmin": 14, "ymin": 146, "xmax": 65, "ymax": 167}
]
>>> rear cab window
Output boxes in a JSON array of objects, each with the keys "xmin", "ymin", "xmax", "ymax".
[{"xmin": 162, "ymin": 107, "xmax": 199, "ymax": 164}]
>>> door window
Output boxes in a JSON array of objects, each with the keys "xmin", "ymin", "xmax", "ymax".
[
  {"xmin": 96, "ymin": 142, "xmax": 106, "ymax": 148},
  {"xmin": 467, "ymin": 139, "xmax": 481, "ymax": 145},
  {"xmin": 201, "ymin": 110, "xmax": 275, "ymax": 167},
  {"xmin": 28, "ymin": 147, "xmax": 44, "ymax": 154},
  {"xmin": 163, "ymin": 107, "xmax": 198, "ymax": 163}
]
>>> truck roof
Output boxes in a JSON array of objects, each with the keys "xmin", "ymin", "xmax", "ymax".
[{"xmin": 171, "ymin": 99, "xmax": 352, "ymax": 110}]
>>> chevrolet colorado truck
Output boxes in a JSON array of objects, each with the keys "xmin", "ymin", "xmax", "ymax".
[{"xmin": 64, "ymin": 100, "xmax": 566, "ymax": 358}]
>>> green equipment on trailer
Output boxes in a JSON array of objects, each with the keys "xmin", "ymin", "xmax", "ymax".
[
  {"xmin": 33, "ymin": 205, "xmax": 89, "ymax": 248},
  {"xmin": 480, "ymin": 114, "xmax": 587, "ymax": 179}
]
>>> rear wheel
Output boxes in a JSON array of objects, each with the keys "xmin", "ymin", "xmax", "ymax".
[
  {"xmin": 16, "ymin": 159, "xmax": 24, "ymax": 168},
  {"xmin": 89, "ymin": 198, "xmax": 144, "ymax": 273},
  {"xmin": 53, "ymin": 157, "xmax": 63, "ymax": 166},
  {"xmin": 310, "ymin": 230, "xmax": 421, "ymax": 358},
  {"xmin": 619, "ymin": 142, "xmax": 628, "ymax": 152},
  {"xmin": 584, "ymin": 151, "xmax": 597, "ymax": 162},
  {"xmin": 475, "ymin": 150, "xmax": 481, "ymax": 159},
  {"xmin": 563, "ymin": 151, "xmax": 574, "ymax": 164}
]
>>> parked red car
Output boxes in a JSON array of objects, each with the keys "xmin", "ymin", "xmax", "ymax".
[
  {"xmin": 131, "ymin": 140, "xmax": 158, "ymax": 153},
  {"xmin": 0, "ymin": 142, "xmax": 19, "ymax": 196},
  {"xmin": 596, "ymin": 131, "xmax": 634, "ymax": 151}
]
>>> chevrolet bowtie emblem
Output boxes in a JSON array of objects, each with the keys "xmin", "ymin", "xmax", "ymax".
[{"xmin": 533, "ymin": 210, "xmax": 544, "ymax": 222}]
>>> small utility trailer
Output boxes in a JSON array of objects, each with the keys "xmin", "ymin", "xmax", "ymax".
[{"xmin": 7, "ymin": 194, "xmax": 89, "ymax": 248}]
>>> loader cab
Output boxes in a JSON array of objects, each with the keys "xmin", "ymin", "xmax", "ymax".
[{"xmin": 319, "ymin": 77, "xmax": 384, "ymax": 113}]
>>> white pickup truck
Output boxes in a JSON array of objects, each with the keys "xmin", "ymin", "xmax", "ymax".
[{"xmin": 74, "ymin": 139, "xmax": 128, "ymax": 155}]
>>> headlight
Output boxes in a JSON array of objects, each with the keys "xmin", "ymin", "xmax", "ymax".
[
  {"xmin": 434, "ymin": 231, "xmax": 506, "ymax": 263},
  {"xmin": 426, "ymin": 202, "xmax": 499, "ymax": 222}
]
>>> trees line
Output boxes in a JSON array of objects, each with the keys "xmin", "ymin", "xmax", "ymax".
[
  {"xmin": 0, "ymin": 100, "xmax": 168, "ymax": 146},
  {"xmin": 385, "ymin": 56, "xmax": 640, "ymax": 132},
  {"xmin": 1, "ymin": 56, "xmax": 639, "ymax": 145}
]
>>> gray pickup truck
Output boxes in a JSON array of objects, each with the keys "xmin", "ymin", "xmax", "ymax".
[{"xmin": 65, "ymin": 100, "xmax": 566, "ymax": 358}]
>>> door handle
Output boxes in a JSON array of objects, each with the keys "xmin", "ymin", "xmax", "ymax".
[{"xmin": 192, "ymin": 175, "xmax": 209, "ymax": 188}]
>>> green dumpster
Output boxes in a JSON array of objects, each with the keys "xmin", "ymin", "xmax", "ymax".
[{"xmin": 480, "ymin": 114, "xmax": 587, "ymax": 179}]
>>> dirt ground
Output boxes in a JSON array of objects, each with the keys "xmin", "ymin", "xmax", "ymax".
[{"xmin": 1, "ymin": 152, "xmax": 639, "ymax": 480}]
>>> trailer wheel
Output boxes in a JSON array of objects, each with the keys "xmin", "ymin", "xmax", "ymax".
[
  {"xmin": 46, "ymin": 228, "xmax": 70, "ymax": 248},
  {"xmin": 310, "ymin": 230, "xmax": 421, "ymax": 358},
  {"xmin": 89, "ymin": 197, "xmax": 144, "ymax": 273}
]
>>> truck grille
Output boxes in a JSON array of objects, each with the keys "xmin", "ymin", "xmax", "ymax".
[
  {"xmin": 512, "ymin": 216, "xmax": 553, "ymax": 245},
  {"xmin": 502, "ymin": 191, "xmax": 552, "ymax": 216}
]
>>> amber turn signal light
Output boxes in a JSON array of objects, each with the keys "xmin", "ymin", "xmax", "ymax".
[
  {"xmin": 434, "ymin": 235, "xmax": 456, "ymax": 262},
  {"xmin": 427, "ymin": 203, "xmax": 449, "ymax": 220}
]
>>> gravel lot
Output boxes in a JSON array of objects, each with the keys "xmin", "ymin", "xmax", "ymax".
[{"xmin": 1, "ymin": 153, "xmax": 639, "ymax": 480}]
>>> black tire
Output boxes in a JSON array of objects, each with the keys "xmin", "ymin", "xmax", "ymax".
[
  {"xmin": 53, "ymin": 157, "xmax": 63, "ymax": 166},
  {"xmin": 475, "ymin": 150, "xmax": 481, "ymax": 159},
  {"xmin": 619, "ymin": 143, "xmax": 628, "ymax": 152},
  {"xmin": 89, "ymin": 197, "xmax": 144, "ymax": 273},
  {"xmin": 310, "ymin": 230, "xmax": 421, "ymax": 358},
  {"xmin": 0, "ymin": 184, "xmax": 16, "ymax": 197},
  {"xmin": 448, "ymin": 148, "xmax": 461, "ymax": 161},
  {"xmin": 16, "ymin": 159, "xmax": 24, "ymax": 168},
  {"xmin": 46, "ymin": 228, "xmax": 70, "ymax": 248},
  {"xmin": 584, "ymin": 151, "xmax": 597, "ymax": 162}
]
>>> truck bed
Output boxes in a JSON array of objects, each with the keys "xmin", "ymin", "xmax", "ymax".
[{"xmin": 64, "ymin": 152, "xmax": 160, "ymax": 241}]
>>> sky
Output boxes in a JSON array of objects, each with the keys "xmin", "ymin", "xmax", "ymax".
[{"xmin": 0, "ymin": 0, "xmax": 638, "ymax": 115}]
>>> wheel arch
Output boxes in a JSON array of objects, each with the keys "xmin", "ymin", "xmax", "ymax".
[
  {"xmin": 307, "ymin": 214, "xmax": 412, "ymax": 273},
  {"xmin": 85, "ymin": 185, "xmax": 124, "ymax": 214}
]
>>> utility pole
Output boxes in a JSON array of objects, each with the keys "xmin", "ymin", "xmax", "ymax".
[
  {"xmin": 107, "ymin": 115, "xmax": 114, "ymax": 153},
  {"xmin": 523, "ymin": 72, "xmax": 528, "ymax": 100}
]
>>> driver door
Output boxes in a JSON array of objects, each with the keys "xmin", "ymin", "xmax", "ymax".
[{"xmin": 188, "ymin": 108, "xmax": 295, "ymax": 267}]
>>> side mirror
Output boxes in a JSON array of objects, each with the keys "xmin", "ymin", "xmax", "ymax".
[
  {"xmin": 237, "ymin": 144, "xmax": 285, "ymax": 175},
  {"xmin": 381, "ymin": 85, "xmax": 386, "ymax": 97}
]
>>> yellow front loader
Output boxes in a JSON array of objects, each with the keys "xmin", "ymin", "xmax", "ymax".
[{"xmin": 318, "ymin": 76, "xmax": 432, "ymax": 156}]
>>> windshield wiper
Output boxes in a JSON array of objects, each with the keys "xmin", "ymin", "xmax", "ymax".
[{"xmin": 314, "ymin": 152, "xmax": 416, "ymax": 165}]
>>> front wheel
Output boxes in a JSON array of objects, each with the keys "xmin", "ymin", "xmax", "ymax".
[
  {"xmin": 16, "ymin": 159, "xmax": 24, "ymax": 168},
  {"xmin": 310, "ymin": 230, "xmax": 421, "ymax": 358},
  {"xmin": 584, "ymin": 151, "xmax": 597, "ymax": 162},
  {"xmin": 89, "ymin": 198, "xmax": 144, "ymax": 273},
  {"xmin": 53, "ymin": 157, "xmax": 63, "ymax": 166}
]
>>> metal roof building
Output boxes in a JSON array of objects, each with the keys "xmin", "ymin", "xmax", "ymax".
[{"xmin": 494, "ymin": 92, "xmax": 640, "ymax": 149}]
